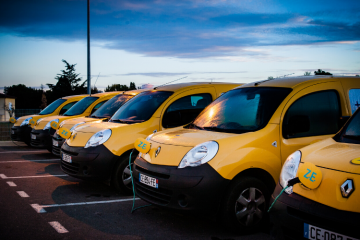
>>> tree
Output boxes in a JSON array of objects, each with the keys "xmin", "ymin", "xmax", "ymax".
[
  {"xmin": 46, "ymin": 59, "xmax": 87, "ymax": 102},
  {"xmin": 267, "ymin": 76, "xmax": 274, "ymax": 80},
  {"xmin": 314, "ymin": 69, "xmax": 332, "ymax": 75},
  {"xmin": 105, "ymin": 82, "xmax": 137, "ymax": 92},
  {"xmin": 304, "ymin": 71, "xmax": 311, "ymax": 76},
  {"xmin": 4, "ymin": 84, "xmax": 43, "ymax": 109}
]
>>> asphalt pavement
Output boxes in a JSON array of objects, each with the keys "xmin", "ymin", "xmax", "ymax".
[{"xmin": 0, "ymin": 141, "xmax": 271, "ymax": 240}]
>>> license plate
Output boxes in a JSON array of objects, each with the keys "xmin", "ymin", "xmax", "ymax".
[
  {"xmin": 11, "ymin": 130, "xmax": 15, "ymax": 134},
  {"xmin": 62, "ymin": 153, "xmax": 72, "ymax": 163},
  {"xmin": 31, "ymin": 134, "xmax": 36, "ymax": 139},
  {"xmin": 53, "ymin": 139, "xmax": 58, "ymax": 147},
  {"xmin": 304, "ymin": 223, "xmax": 358, "ymax": 240},
  {"xmin": 139, "ymin": 173, "xmax": 158, "ymax": 188}
]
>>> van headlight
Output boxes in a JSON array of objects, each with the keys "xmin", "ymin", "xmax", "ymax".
[
  {"xmin": 20, "ymin": 117, "xmax": 32, "ymax": 126},
  {"xmin": 280, "ymin": 150, "xmax": 301, "ymax": 194},
  {"xmin": 70, "ymin": 122, "xmax": 86, "ymax": 132},
  {"xmin": 59, "ymin": 121, "xmax": 66, "ymax": 128},
  {"xmin": 85, "ymin": 129, "xmax": 112, "ymax": 148},
  {"xmin": 146, "ymin": 133, "xmax": 154, "ymax": 141},
  {"xmin": 44, "ymin": 119, "xmax": 59, "ymax": 130},
  {"xmin": 178, "ymin": 141, "xmax": 219, "ymax": 168},
  {"xmin": 36, "ymin": 118, "xmax": 43, "ymax": 125}
]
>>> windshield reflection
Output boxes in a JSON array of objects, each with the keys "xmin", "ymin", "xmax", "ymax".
[{"xmin": 192, "ymin": 87, "xmax": 292, "ymax": 134}]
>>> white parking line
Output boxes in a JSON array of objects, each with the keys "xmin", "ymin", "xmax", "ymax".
[
  {"xmin": 6, "ymin": 181, "xmax": 16, "ymax": 187},
  {"xmin": 0, "ymin": 159, "xmax": 60, "ymax": 163},
  {"xmin": 48, "ymin": 221, "xmax": 69, "ymax": 233},
  {"xmin": 1, "ymin": 174, "xmax": 68, "ymax": 179},
  {"xmin": 0, "ymin": 150, "xmax": 48, "ymax": 154},
  {"xmin": 30, "ymin": 198, "xmax": 140, "ymax": 213},
  {"xmin": 17, "ymin": 191, "xmax": 29, "ymax": 197}
]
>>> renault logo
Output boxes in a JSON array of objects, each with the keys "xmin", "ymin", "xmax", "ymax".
[
  {"xmin": 155, "ymin": 147, "xmax": 161, "ymax": 157},
  {"xmin": 340, "ymin": 179, "xmax": 354, "ymax": 198}
]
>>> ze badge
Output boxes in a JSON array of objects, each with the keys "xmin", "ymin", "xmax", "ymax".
[
  {"xmin": 298, "ymin": 162, "xmax": 323, "ymax": 190},
  {"xmin": 9, "ymin": 117, "xmax": 16, "ymax": 123},
  {"xmin": 59, "ymin": 127, "xmax": 71, "ymax": 139},
  {"xmin": 51, "ymin": 121, "xmax": 59, "ymax": 129},
  {"xmin": 134, "ymin": 138, "xmax": 151, "ymax": 154}
]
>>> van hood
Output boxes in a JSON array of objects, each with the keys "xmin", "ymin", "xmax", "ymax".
[
  {"xmin": 60, "ymin": 117, "xmax": 106, "ymax": 130},
  {"xmin": 301, "ymin": 138, "xmax": 360, "ymax": 174},
  {"xmin": 34, "ymin": 115, "xmax": 74, "ymax": 129},
  {"xmin": 151, "ymin": 128, "xmax": 238, "ymax": 147},
  {"xmin": 74, "ymin": 121, "xmax": 127, "ymax": 134}
]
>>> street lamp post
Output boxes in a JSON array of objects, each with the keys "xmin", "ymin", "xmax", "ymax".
[{"xmin": 87, "ymin": 0, "xmax": 91, "ymax": 94}]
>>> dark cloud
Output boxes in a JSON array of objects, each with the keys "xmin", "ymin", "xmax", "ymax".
[{"xmin": 0, "ymin": 0, "xmax": 359, "ymax": 58}]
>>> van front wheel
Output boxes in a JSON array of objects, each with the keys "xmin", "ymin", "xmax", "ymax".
[
  {"xmin": 220, "ymin": 177, "xmax": 269, "ymax": 233},
  {"xmin": 111, "ymin": 152, "xmax": 137, "ymax": 194}
]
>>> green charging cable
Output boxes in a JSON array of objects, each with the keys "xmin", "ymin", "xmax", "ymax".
[
  {"xmin": 267, "ymin": 177, "xmax": 300, "ymax": 213},
  {"xmin": 129, "ymin": 150, "xmax": 152, "ymax": 213}
]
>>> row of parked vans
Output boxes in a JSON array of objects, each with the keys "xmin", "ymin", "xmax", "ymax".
[{"xmin": 10, "ymin": 76, "xmax": 360, "ymax": 239}]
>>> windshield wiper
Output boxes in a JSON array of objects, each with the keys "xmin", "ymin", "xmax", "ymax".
[
  {"xmin": 343, "ymin": 135, "xmax": 360, "ymax": 140},
  {"xmin": 202, "ymin": 126, "xmax": 248, "ymax": 134},
  {"xmin": 111, "ymin": 119, "xmax": 144, "ymax": 124}
]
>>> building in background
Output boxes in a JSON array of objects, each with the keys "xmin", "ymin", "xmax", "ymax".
[{"xmin": 0, "ymin": 93, "xmax": 16, "ymax": 122}]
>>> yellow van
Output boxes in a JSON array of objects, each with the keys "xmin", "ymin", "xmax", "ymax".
[
  {"xmin": 51, "ymin": 89, "xmax": 145, "ymax": 156},
  {"xmin": 132, "ymin": 76, "xmax": 360, "ymax": 232},
  {"xmin": 30, "ymin": 92, "xmax": 119, "ymax": 151},
  {"xmin": 270, "ymin": 107, "xmax": 360, "ymax": 240},
  {"xmin": 60, "ymin": 82, "xmax": 241, "ymax": 192},
  {"xmin": 11, "ymin": 94, "xmax": 86, "ymax": 145}
]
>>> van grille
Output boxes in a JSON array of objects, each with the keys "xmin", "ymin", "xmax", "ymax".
[
  {"xmin": 61, "ymin": 160, "xmax": 80, "ymax": 174},
  {"xmin": 135, "ymin": 181, "xmax": 172, "ymax": 205}
]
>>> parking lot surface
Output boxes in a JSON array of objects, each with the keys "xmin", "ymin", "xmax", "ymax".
[{"xmin": 0, "ymin": 141, "xmax": 271, "ymax": 240}]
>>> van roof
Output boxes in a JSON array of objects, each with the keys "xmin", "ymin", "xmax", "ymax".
[
  {"xmin": 239, "ymin": 75, "xmax": 360, "ymax": 89},
  {"xmin": 154, "ymin": 82, "xmax": 241, "ymax": 91}
]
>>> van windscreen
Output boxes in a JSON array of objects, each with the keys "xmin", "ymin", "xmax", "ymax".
[
  {"xmin": 192, "ymin": 87, "xmax": 292, "ymax": 134},
  {"xmin": 39, "ymin": 99, "xmax": 67, "ymax": 115},
  {"xmin": 63, "ymin": 97, "xmax": 99, "ymax": 116},
  {"xmin": 111, "ymin": 91, "xmax": 173, "ymax": 123},
  {"xmin": 90, "ymin": 94, "xmax": 134, "ymax": 119}
]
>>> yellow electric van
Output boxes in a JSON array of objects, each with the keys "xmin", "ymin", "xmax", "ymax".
[
  {"xmin": 60, "ymin": 82, "xmax": 241, "ymax": 192},
  {"xmin": 11, "ymin": 94, "xmax": 86, "ymax": 145},
  {"xmin": 270, "ymin": 107, "xmax": 360, "ymax": 240},
  {"xmin": 30, "ymin": 92, "xmax": 119, "ymax": 151},
  {"xmin": 132, "ymin": 76, "xmax": 360, "ymax": 232},
  {"xmin": 51, "ymin": 89, "xmax": 145, "ymax": 156}
]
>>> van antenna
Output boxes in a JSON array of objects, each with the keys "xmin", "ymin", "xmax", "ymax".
[
  {"xmin": 91, "ymin": 72, "xmax": 101, "ymax": 95},
  {"xmin": 154, "ymin": 76, "xmax": 188, "ymax": 90}
]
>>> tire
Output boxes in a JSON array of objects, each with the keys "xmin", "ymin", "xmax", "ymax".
[
  {"xmin": 111, "ymin": 151, "xmax": 137, "ymax": 194},
  {"xmin": 220, "ymin": 176, "xmax": 270, "ymax": 233}
]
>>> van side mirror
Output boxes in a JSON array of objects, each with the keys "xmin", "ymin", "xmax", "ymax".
[{"xmin": 286, "ymin": 115, "xmax": 310, "ymax": 137}]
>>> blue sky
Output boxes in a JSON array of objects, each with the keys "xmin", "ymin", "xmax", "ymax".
[{"xmin": 0, "ymin": 0, "xmax": 359, "ymax": 91}]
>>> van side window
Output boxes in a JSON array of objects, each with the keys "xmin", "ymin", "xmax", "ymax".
[
  {"xmin": 91, "ymin": 101, "xmax": 107, "ymax": 114},
  {"xmin": 349, "ymin": 89, "xmax": 360, "ymax": 114},
  {"xmin": 59, "ymin": 102, "xmax": 77, "ymax": 115},
  {"xmin": 283, "ymin": 90, "xmax": 341, "ymax": 139},
  {"xmin": 162, "ymin": 94, "xmax": 212, "ymax": 128}
]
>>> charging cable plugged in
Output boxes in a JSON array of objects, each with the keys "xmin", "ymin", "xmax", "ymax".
[{"xmin": 268, "ymin": 162, "xmax": 323, "ymax": 212}]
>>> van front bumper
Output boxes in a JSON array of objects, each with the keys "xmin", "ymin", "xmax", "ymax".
[
  {"xmin": 11, "ymin": 125, "xmax": 32, "ymax": 143},
  {"xmin": 269, "ymin": 183, "xmax": 360, "ymax": 240},
  {"xmin": 52, "ymin": 133, "xmax": 65, "ymax": 156},
  {"xmin": 133, "ymin": 157, "xmax": 230, "ymax": 212},
  {"xmin": 60, "ymin": 143, "xmax": 118, "ymax": 180},
  {"xmin": 30, "ymin": 128, "xmax": 55, "ymax": 148}
]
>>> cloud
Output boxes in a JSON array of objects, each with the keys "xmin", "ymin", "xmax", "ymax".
[{"xmin": 1, "ymin": 0, "xmax": 360, "ymax": 58}]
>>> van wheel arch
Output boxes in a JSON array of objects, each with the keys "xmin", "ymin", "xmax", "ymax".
[
  {"xmin": 230, "ymin": 168, "xmax": 276, "ymax": 192},
  {"xmin": 110, "ymin": 149, "xmax": 139, "ymax": 193}
]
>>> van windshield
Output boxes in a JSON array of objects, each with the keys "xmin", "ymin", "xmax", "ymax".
[
  {"xmin": 90, "ymin": 94, "xmax": 134, "ymax": 119},
  {"xmin": 111, "ymin": 91, "xmax": 173, "ymax": 123},
  {"xmin": 336, "ymin": 108, "xmax": 360, "ymax": 144},
  {"xmin": 192, "ymin": 87, "xmax": 292, "ymax": 134},
  {"xmin": 63, "ymin": 97, "xmax": 99, "ymax": 116},
  {"xmin": 39, "ymin": 99, "xmax": 66, "ymax": 115}
]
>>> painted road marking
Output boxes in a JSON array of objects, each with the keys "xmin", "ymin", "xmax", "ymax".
[
  {"xmin": 48, "ymin": 221, "xmax": 68, "ymax": 233},
  {"xmin": 17, "ymin": 191, "xmax": 29, "ymax": 197},
  {"xmin": 30, "ymin": 198, "xmax": 140, "ymax": 213},
  {"xmin": 0, "ymin": 150, "xmax": 48, "ymax": 154},
  {"xmin": 6, "ymin": 181, "xmax": 16, "ymax": 187},
  {"xmin": 1, "ymin": 175, "xmax": 68, "ymax": 179},
  {"xmin": 0, "ymin": 159, "xmax": 60, "ymax": 163}
]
